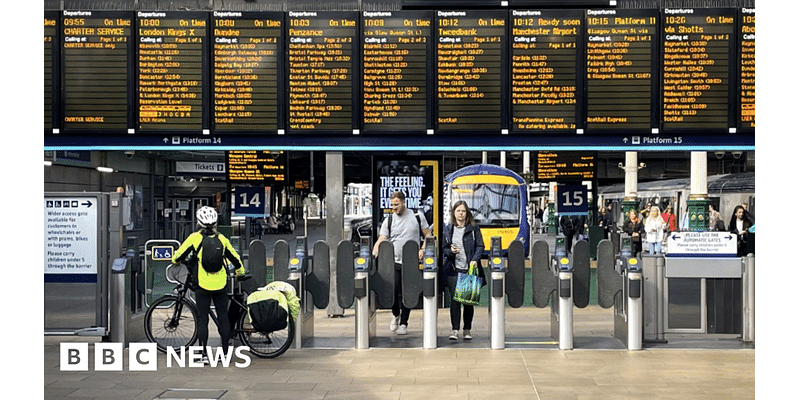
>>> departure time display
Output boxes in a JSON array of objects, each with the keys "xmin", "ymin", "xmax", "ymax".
[
  {"xmin": 137, "ymin": 11, "xmax": 208, "ymax": 132},
  {"xmin": 45, "ymin": 12, "xmax": 58, "ymax": 133},
  {"xmin": 362, "ymin": 11, "xmax": 432, "ymax": 133},
  {"xmin": 286, "ymin": 11, "xmax": 357, "ymax": 133},
  {"xmin": 212, "ymin": 11, "xmax": 283, "ymax": 133},
  {"xmin": 436, "ymin": 10, "xmax": 507, "ymax": 132},
  {"xmin": 586, "ymin": 9, "xmax": 658, "ymax": 132},
  {"xmin": 739, "ymin": 8, "xmax": 755, "ymax": 131},
  {"xmin": 510, "ymin": 9, "xmax": 581, "ymax": 132},
  {"xmin": 661, "ymin": 8, "xmax": 735, "ymax": 131},
  {"xmin": 61, "ymin": 11, "xmax": 133, "ymax": 132}
]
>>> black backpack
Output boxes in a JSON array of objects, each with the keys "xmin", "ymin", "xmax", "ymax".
[{"xmin": 199, "ymin": 233, "xmax": 225, "ymax": 273}]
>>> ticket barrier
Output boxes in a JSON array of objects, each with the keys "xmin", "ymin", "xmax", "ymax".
[
  {"xmin": 487, "ymin": 237, "xmax": 526, "ymax": 350},
  {"xmin": 421, "ymin": 237, "xmax": 439, "ymax": 349},
  {"xmin": 597, "ymin": 237, "xmax": 643, "ymax": 350},
  {"xmin": 274, "ymin": 237, "xmax": 330, "ymax": 348},
  {"xmin": 532, "ymin": 237, "xmax": 590, "ymax": 350},
  {"xmin": 338, "ymin": 239, "xmax": 402, "ymax": 349},
  {"xmin": 109, "ymin": 248, "xmax": 146, "ymax": 346}
]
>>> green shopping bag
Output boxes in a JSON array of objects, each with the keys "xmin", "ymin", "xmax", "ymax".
[{"xmin": 453, "ymin": 261, "xmax": 482, "ymax": 306}]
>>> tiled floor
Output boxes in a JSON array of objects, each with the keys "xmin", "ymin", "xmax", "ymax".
[{"xmin": 44, "ymin": 305, "xmax": 755, "ymax": 399}]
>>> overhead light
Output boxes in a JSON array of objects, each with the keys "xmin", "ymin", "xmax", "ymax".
[
  {"xmin": 44, "ymin": 160, "xmax": 53, "ymax": 166},
  {"xmin": 96, "ymin": 166, "xmax": 114, "ymax": 173}
]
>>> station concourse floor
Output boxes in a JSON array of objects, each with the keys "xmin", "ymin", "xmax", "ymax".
[{"xmin": 44, "ymin": 303, "xmax": 756, "ymax": 400}]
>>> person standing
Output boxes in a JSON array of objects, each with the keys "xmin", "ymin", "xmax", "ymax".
[
  {"xmin": 729, "ymin": 205, "xmax": 754, "ymax": 256},
  {"xmin": 372, "ymin": 191, "xmax": 430, "ymax": 335},
  {"xmin": 644, "ymin": 206, "xmax": 667, "ymax": 254},
  {"xmin": 441, "ymin": 201, "xmax": 485, "ymax": 341},
  {"xmin": 173, "ymin": 206, "xmax": 244, "ymax": 364},
  {"xmin": 559, "ymin": 214, "xmax": 576, "ymax": 254},
  {"xmin": 622, "ymin": 209, "xmax": 644, "ymax": 256}
]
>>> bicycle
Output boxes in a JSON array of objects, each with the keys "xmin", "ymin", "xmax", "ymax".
[{"xmin": 144, "ymin": 263, "xmax": 294, "ymax": 359}]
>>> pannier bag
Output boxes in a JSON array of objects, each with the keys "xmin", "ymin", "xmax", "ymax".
[{"xmin": 246, "ymin": 281, "xmax": 300, "ymax": 332}]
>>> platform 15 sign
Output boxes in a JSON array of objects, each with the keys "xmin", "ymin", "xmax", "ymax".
[
  {"xmin": 556, "ymin": 184, "xmax": 588, "ymax": 216},
  {"xmin": 233, "ymin": 187, "xmax": 271, "ymax": 217}
]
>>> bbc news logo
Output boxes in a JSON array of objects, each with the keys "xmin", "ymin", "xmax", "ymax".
[{"xmin": 60, "ymin": 343, "xmax": 252, "ymax": 371}]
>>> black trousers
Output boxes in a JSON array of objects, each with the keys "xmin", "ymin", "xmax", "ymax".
[
  {"xmin": 195, "ymin": 287, "xmax": 231, "ymax": 354},
  {"xmin": 392, "ymin": 265, "xmax": 411, "ymax": 326}
]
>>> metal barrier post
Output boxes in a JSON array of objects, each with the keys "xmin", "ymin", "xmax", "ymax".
[{"xmin": 742, "ymin": 255, "xmax": 755, "ymax": 342}]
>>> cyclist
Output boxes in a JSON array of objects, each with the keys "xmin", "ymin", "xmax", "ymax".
[{"xmin": 173, "ymin": 206, "xmax": 244, "ymax": 364}]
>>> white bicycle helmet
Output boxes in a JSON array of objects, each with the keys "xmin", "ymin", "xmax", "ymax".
[{"xmin": 196, "ymin": 206, "xmax": 218, "ymax": 228}]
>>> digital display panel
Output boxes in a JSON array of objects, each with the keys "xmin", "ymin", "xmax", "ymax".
[
  {"xmin": 586, "ymin": 9, "xmax": 658, "ymax": 132},
  {"xmin": 436, "ymin": 10, "xmax": 507, "ymax": 132},
  {"xmin": 661, "ymin": 8, "xmax": 735, "ymax": 131},
  {"xmin": 137, "ymin": 11, "xmax": 208, "ymax": 132},
  {"xmin": 212, "ymin": 11, "xmax": 283, "ymax": 133},
  {"xmin": 738, "ymin": 8, "xmax": 754, "ymax": 132},
  {"xmin": 61, "ymin": 11, "xmax": 133, "ymax": 132},
  {"xmin": 362, "ymin": 11, "xmax": 432, "ymax": 133},
  {"xmin": 45, "ymin": 12, "xmax": 58, "ymax": 133},
  {"xmin": 510, "ymin": 9, "xmax": 582, "ymax": 132},
  {"xmin": 286, "ymin": 11, "xmax": 357, "ymax": 133},
  {"xmin": 226, "ymin": 150, "xmax": 286, "ymax": 184},
  {"xmin": 536, "ymin": 151, "xmax": 596, "ymax": 181}
]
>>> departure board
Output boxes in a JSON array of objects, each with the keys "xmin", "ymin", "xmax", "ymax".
[
  {"xmin": 61, "ymin": 11, "xmax": 133, "ymax": 133},
  {"xmin": 586, "ymin": 9, "xmax": 658, "ymax": 132},
  {"xmin": 739, "ymin": 8, "xmax": 755, "ymax": 132},
  {"xmin": 137, "ymin": 11, "xmax": 208, "ymax": 133},
  {"xmin": 536, "ymin": 151, "xmax": 596, "ymax": 182},
  {"xmin": 45, "ymin": 12, "xmax": 58, "ymax": 133},
  {"xmin": 362, "ymin": 11, "xmax": 432, "ymax": 133},
  {"xmin": 510, "ymin": 9, "xmax": 582, "ymax": 133},
  {"xmin": 661, "ymin": 8, "xmax": 735, "ymax": 131},
  {"xmin": 212, "ymin": 11, "xmax": 283, "ymax": 133},
  {"xmin": 436, "ymin": 10, "xmax": 507, "ymax": 132},
  {"xmin": 226, "ymin": 150, "xmax": 286, "ymax": 184},
  {"xmin": 286, "ymin": 11, "xmax": 357, "ymax": 133}
]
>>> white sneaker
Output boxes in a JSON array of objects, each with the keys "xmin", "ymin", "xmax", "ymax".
[
  {"xmin": 463, "ymin": 330, "xmax": 472, "ymax": 340},
  {"xmin": 390, "ymin": 316, "xmax": 400, "ymax": 332},
  {"xmin": 449, "ymin": 330, "xmax": 458, "ymax": 340},
  {"xmin": 397, "ymin": 324, "xmax": 408, "ymax": 335}
]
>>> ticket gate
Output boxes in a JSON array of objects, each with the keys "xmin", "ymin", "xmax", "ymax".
[
  {"xmin": 531, "ymin": 237, "xmax": 590, "ymax": 350},
  {"xmin": 336, "ymin": 238, "xmax": 379, "ymax": 349},
  {"xmin": 421, "ymin": 236, "xmax": 439, "ymax": 349},
  {"xmin": 274, "ymin": 237, "xmax": 330, "ymax": 348},
  {"xmin": 487, "ymin": 237, "xmax": 526, "ymax": 350},
  {"xmin": 598, "ymin": 237, "xmax": 643, "ymax": 350}
]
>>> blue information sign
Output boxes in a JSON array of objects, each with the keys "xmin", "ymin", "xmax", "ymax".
[
  {"xmin": 233, "ymin": 187, "xmax": 270, "ymax": 217},
  {"xmin": 556, "ymin": 184, "xmax": 589, "ymax": 216}
]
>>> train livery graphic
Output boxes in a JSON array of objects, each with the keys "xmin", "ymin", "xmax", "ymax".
[{"xmin": 444, "ymin": 164, "xmax": 530, "ymax": 256}]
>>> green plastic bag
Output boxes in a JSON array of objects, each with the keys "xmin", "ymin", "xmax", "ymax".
[{"xmin": 453, "ymin": 262, "xmax": 481, "ymax": 306}]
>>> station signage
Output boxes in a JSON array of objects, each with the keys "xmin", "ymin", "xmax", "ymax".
[
  {"xmin": 666, "ymin": 231, "xmax": 737, "ymax": 256},
  {"xmin": 44, "ymin": 197, "xmax": 98, "ymax": 275}
]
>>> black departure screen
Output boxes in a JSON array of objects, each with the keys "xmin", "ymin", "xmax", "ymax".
[
  {"xmin": 738, "ymin": 8, "xmax": 754, "ymax": 132},
  {"xmin": 61, "ymin": 11, "xmax": 133, "ymax": 133},
  {"xmin": 362, "ymin": 11, "xmax": 432, "ymax": 133},
  {"xmin": 586, "ymin": 9, "xmax": 658, "ymax": 132},
  {"xmin": 137, "ymin": 11, "xmax": 208, "ymax": 132},
  {"xmin": 661, "ymin": 8, "xmax": 735, "ymax": 131},
  {"xmin": 286, "ymin": 11, "xmax": 358, "ymax": 133},
  {"xmin": 436, "ymin": 10, "xmax": 507, "ymax": 132},
  {"xmin": 45, "ymin": 12, "xmax": 58, "ymax": 133},
  {"xmin": 212, "ymin": 11, "xmax": 283, "ymax": 133},
  {"xmin": 510, "ymin": 9, "xmax": 581, "ymax": 132}
]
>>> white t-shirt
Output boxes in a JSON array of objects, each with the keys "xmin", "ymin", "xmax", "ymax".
[
  {"xmin": 379, "ymin": 210, "xmax": 430, "ymax": 264},
  {"xmin": 452, "ymin": 226, "xmax": 467, "ymax": 270}
]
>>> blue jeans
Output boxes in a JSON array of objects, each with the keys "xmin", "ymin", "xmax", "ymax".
[{"xmin": 648, "ymin": 241, "xmax": 662, "ymax": 254}]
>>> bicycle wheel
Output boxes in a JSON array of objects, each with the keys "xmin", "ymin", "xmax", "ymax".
[
  {"xmin": 237, "ymin": 309, "xmax": 295, "ymax": 358},
  {"xmin": 144, "ymin": 295, "xmax": 199, "ymax": 353}
]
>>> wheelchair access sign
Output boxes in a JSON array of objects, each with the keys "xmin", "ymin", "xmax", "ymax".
[{"xmin": 151, "ymin": 246, "xmax": 174, "ymax": 261}]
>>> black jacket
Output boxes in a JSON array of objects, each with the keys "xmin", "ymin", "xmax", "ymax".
[{"xmin": 441, "ymin": 222, "xmax": 485, "ymax": 284}]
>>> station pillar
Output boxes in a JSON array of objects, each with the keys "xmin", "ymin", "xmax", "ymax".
[
  {"xmin": 326, "ymin": 152, "xmax": 346, "ymax": 317},
  {"xmin": 687, "ymin": 152, "xmax": 711, "ymax": 231},
  {"xmin": 621, "ymin": 152, "xmax": 640, "ymax": 217}
]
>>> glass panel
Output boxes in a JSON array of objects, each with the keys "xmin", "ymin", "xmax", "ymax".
[
  {"xmin": 450, "ymin": 183, "xmax": 520, "ymax": 227},
  {"xmin": 667, "ymin": 278, "xmax": 702, "ymax": 330}
]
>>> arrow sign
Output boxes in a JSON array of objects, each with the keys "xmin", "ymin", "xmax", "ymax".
[
  {"xmin": 667, "ymin": 231, "xmax": 737, "ymax": 256},
  {"xmin": 82, "ymin": 201, "xmax": 93, "ymax": 208}
]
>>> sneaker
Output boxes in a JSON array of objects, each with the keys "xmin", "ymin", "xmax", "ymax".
[
  {"xmin": 449, "ymin": 330, "xmax": 459, "ymax": 340},
  {"xmin": 463, "ymin": 330, "xmax": 472, "ymax": 340},
  {"xmin": 390, "ymin": 316, "xmax": 400, "ymax": 332},
  {"xmin": 199, "ymin": 356, "xmax": 210, "ymax": 365},
  {"xmin": 397, "ymin": 324, "xmax": 408, "ymax": 335}
]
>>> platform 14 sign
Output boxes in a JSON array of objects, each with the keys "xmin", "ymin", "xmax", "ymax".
[{"xmin": 234, "ymin": 187, "xmax": 271, "ymax": 217}]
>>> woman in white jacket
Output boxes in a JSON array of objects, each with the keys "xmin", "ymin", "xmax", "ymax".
[{"xmin": 644, "ymin": 206, "xmax": 667, "ymax": 254}]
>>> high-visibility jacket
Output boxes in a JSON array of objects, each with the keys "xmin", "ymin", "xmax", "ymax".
[{"xmin": 173, "ymin": 229, "xmax": 244, "ymax": 291}]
